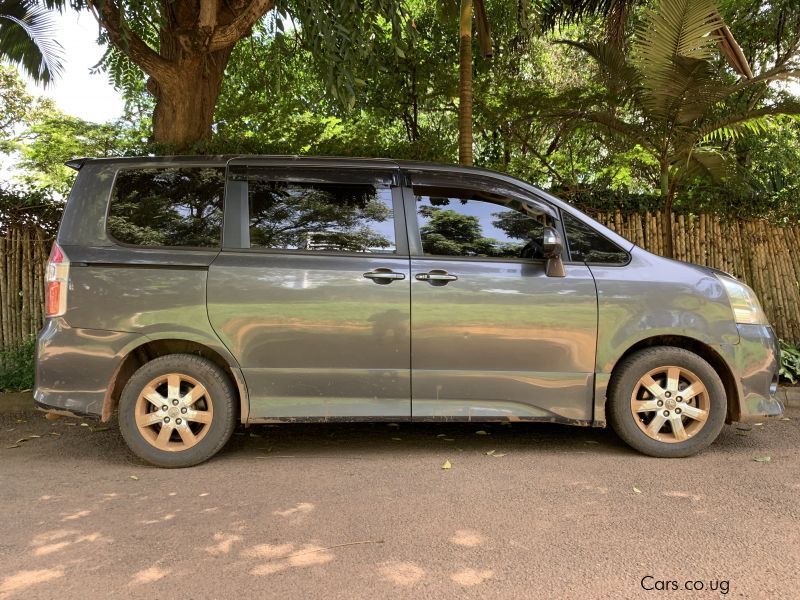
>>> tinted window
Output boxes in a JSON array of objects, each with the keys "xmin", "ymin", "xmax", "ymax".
[
  {"xmin": 248, "ymin": 179, "xmax": 396, "ymax": 253},
  {"xmin": 563, "ymin": 212, "xmax": 629, "ymax": 264},
  {"xmin": 108, "ymin": 167, "xmax": 224, "ymax": 247},
  {"xmin": 414, "ymin": 186, "xmax": 548, "ymax": 259}
]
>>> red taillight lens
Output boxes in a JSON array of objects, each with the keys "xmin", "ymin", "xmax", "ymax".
[{"xmin": 45, "ymin": 243, "xmax": 69, "ymax": 317}]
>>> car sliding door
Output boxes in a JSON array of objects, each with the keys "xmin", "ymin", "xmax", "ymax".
[{"xmin": 207, "ymin": 161, "xmax": 411, "ymax": 421}]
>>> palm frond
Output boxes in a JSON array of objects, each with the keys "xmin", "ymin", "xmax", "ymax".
[
  {"xmin": 0, "ymin": 0, "xmax": 63, "ymax": 85},
  {"xmin": 556, "ymin": 39, "xmax": 645, "ymax": 109},
  {"xmin": 632, "ymin": 0, "xmax": 725, "ymax": 118},
  {"xmin": 697, "ymin": 102, "xmax": 800, "ymax": 143},
  {"xmin": 683, "ymin": 148, "xmax": 729, "ymax": 183}
]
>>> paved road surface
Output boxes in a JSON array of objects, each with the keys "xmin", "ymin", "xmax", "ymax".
[{"xmin": 1, "ymin": 408, "xmax": 798, "ymax": 599}]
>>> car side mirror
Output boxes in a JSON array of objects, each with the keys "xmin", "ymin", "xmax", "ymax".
[{"xmin": 543, "ymin": 226, "xmax": 566, "ymax": 278}]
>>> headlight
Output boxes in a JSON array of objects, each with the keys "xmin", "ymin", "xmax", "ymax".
[{"xmin": 717, "ymin": 275, "xmax": 769, "ymax": 325}]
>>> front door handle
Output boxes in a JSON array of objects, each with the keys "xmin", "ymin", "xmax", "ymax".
[
  {"xmin": 415, "ymin": 270, "xmax": 458, "ymax": 284},
  {"xmin": 363, "ymin": 269, "xmax": 406, "ymax": 284}
]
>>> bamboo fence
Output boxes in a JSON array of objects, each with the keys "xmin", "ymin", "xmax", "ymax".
[
  {"xmin": 0, "ymin": 224, "xmax": 50, "ymax": 350},
  {"xmin": 595, "ymin": 210, "xmax": 800, "ymax": 343},
  {"xmin": 0, "ymin": 213, "xmax": 799, "ymax": 350}
]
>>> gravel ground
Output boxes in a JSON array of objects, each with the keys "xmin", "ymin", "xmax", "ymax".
[{"xmin": 0, "ymin": 408, "xmax": 798, "ymax": 599}]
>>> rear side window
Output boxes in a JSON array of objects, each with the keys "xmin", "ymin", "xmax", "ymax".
[
  {"xmin": 107, "ymin": 167, "xmax": 225, "ymax": 248},
  {"xmin": 562, "ymin": 212, "xmax": 629, "ymax": 264},
  {"xmin": 248, "ymin": 179, "xmax": 396, "ymax": 253}
]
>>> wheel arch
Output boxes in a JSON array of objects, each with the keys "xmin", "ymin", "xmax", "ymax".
[
  {"xmin": 102, "ymin": 339, "xmax": 249, "ymax": 424},
  {"xmin": 604, "ymin": 335, "xmax": 740, "ymax": 423}
]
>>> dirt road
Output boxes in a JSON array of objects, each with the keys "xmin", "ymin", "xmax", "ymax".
[{"xmin": 1, "ymin": 408, "xmax": 798, "ymax": 599}]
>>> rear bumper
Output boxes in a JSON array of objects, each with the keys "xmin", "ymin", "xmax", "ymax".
[
  {"xmin": 34, "ymin": 318, "xmax": 145, "ymax": 418},
  {"xmin": 721, "ymin": 324, "xmax": 784, "ymax": 422}
]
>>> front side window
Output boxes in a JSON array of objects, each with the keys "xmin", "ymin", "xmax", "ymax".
[
  {"xmin": 107, "ymin": 167, "xmax": 225, "ymax": 248},
  {"xmin": 562, "ymin": 212, "xmax": 629, "ymax": 264},
  {"xmin": 248, "ymin": 179, "xmax": 396, "ymax": 253},
  {"xmin": 414, "ymin": 185, "xmax": 550, "ymax": 259}
]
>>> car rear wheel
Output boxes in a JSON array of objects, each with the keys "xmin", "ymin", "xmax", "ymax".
[
  {"xmin": 119, "ymin": 354, "xmax": 237, "ymax": 467},
  {"xmin": 607, "ymin": 347, "xmax": 727, "ymax": 458}
]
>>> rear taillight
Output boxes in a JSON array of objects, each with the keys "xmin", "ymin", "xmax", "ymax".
[{"xmin": 45, "ymin": 243, "xmax": 69, "ymax": 317}]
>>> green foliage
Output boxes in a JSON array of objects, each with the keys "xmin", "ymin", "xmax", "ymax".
[
  {"xmin": 779, "ymin": 339, "xmax": 800, "ymax": 384},
  {"xmin": 550, "ymin": 0, "xmax": 800, "ymax": 208},
  {"xmin": 0, "ymin": 336, "xmax": 35, "ymax": 392},
  {"xmin": 0, "ymin": 0, "xmax": 63, "ymax": 84},
  {"xmin": 0, "ymin": 64, "xmax": 34, "ymax": 145},
  {"xmin": 0, "ymin": 184, "xmax": 61, "ymax": 235},
  {"xmin": 17, "ymin": 108, "xmax": 150, "ymax": 197}
]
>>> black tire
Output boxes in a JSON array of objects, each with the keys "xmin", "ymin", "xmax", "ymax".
[
  {"xmin": 118, "ymin": 354, "xmax": 237, "ymax": 468},
  {"xmin": 607, "ymin": 347, "xmax": 727, "ymax": 458}
]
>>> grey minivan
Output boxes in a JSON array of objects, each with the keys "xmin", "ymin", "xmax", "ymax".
[{"xmin": 35, "ymin": 156, "xmax": 784, "ymax": 467}]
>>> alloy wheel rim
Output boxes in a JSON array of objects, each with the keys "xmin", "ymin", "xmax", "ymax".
[
  {"xmin": 135, "ymin": 373, "xmax": 213, "ymax": 452},
  {"xmin": 630, "ymin": 365, "xmax": 710, "ymax": 444}
]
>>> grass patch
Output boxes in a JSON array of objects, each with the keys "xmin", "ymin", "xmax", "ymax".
[{"xmin": 0, "ymin": 337, "xmax": 35, "ymax": 392}]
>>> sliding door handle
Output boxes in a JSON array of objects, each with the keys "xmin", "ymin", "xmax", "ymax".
[
  {"xmin": 415, "ymin": 270, "xmax": 458, "ymax": 283},
  {"xmin": 363, "ymin": 269, "xmax": 406, "ymax": 284}
]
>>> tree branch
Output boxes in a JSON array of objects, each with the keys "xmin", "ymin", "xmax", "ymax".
[
  {"xmin": 209, "ymin": 0, "xmax": 275, "ymax": 52},
  {"xmin": 88, "ymin": 0, "xmax": 172, "ymax": 81}
]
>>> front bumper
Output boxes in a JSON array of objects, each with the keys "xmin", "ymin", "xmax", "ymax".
[
  {"xmin": 721, "ymin": 324, "xmax": 784, "ymax": 422},
  {"xmin": 34, "ymin": 318, "xmax": 146, "ymax": 418}
]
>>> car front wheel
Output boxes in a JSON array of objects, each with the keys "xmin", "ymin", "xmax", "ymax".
[{"xmin": 607, "ymin": 347, "xmax": 727, "ymax": 458}]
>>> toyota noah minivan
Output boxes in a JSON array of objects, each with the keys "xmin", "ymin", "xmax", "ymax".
[{"xmin": 35, "ymin": 156, "xmax": 784, "ymax": 467}]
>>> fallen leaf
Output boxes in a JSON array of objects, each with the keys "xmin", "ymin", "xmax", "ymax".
[
  {"xmin": 388, "ymin": 423, "xmax": 400, "ymax": 428},
  {"xmin": 14, "ymin": 438, "xmax": 27, "ymax": 444},
  {"xmin": 753, "ymin": 456, "xmax": 771, "ymax": 463},
  {"xmin": 485, "ymin": 450, "xmax": 496, "ymax": 456},
  {"xmin": 80, "ymin": 423, "xmax": 89, "ymax": 427},
  {"xmin": 475, "ymin": 430, "xmax": 489, "ymax": 435},
  {"xmin": 754, "ymin": 422, "xmax": 764, "ymax": 426},
  {"xmin": 584, "ymin": 440, "xmax": 599, "ymax": 445},
  {"xmin": 436, "ymin": 433, "xmax": 447, "ymax": 438},
  {"xmin": 780, "ymin": 417, "xmax": 791, "ymax": 421},
  {"xmin": 441, "ymin": 460, "xmax": 452, "ymax": 470},
  {"xmin": 130, "ymin": 475, "xmax": 140, "ymax": 480},
  {"xmin": 27, "ymin": 434, "xmax": 41, "ymax": 439},
  {"xmin": 5, "ymin": 444, "xmax": 21, "ymax": 449},
  {"xmin": 492, "ymin": 453, "xmax": 507, "ymax": 458},
  {"xmin": 48, "ymin": 432, "xmax": 61, "ymax": 437},
  {"xmin": 391, "ymin": 437, "xmax": 402, "ymax": 441},
  {"xmin": 443, "ymin": 438, "xmax": 455, "ymax": 442},
  {"xmin": 633, "ymin": 487, "xmax": 642, "ymax": 494}
]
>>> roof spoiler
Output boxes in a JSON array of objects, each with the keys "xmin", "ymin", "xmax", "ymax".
[{"xmin": 65, "ymin": 158, "xmax": 89, "ymax": 171}]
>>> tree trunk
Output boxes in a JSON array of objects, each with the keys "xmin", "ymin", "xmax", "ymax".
[
  {"xmin": 93, "ymin": 0, "xmax": 275, "ymax": 151},
  {"xmin": 458, "ymin": 0, "xmax": 474, "ymax": 166},
  {"xmin": 150, "ymin": 49, "xmax": 233, "ymax": 149},
  {"xmin": 660, "ymin": 162, "xmax": 675, "ymax": 258}
]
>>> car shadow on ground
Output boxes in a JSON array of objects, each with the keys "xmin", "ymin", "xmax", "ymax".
[
  {"xmin": 1, "ymin": 410, "xmax": 634, "ymax": 466},
  {"xmin": 1, "ymin": 409, "xmax": 792, "ymax": 468}
]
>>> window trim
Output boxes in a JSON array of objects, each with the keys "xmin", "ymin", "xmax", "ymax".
[{"xmin": 104, "ymin": 165, "xmax": 226, "ymax": 251}]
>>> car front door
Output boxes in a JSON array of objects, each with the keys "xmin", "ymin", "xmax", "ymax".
[
  {"xmin": 207, "ymin": 161, "xmax": 411, "ymax": 421},
  {"xmin": 403, "ymin": 169, "xmax": 598, "ymax": 423}
]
